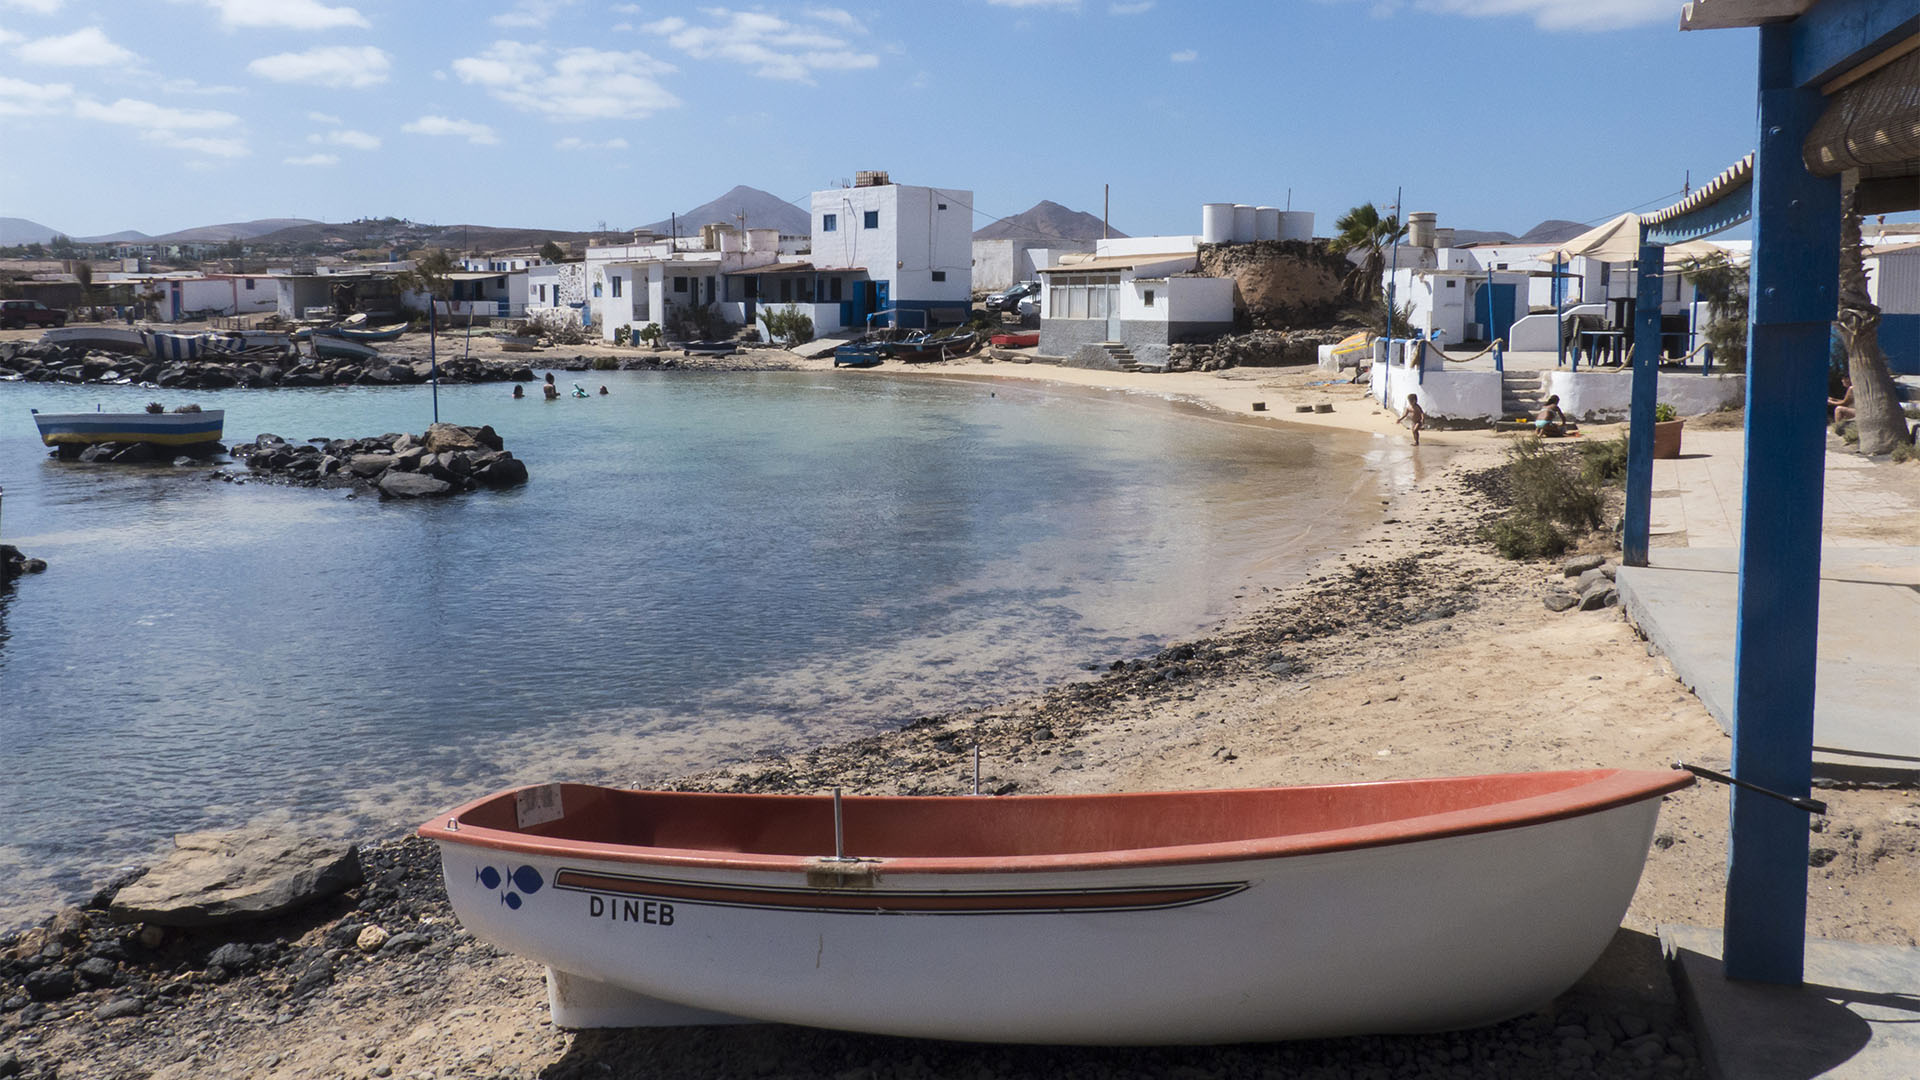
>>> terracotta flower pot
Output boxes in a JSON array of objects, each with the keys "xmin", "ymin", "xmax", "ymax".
[{"xmin": 1653, "ymin": 418, "xmax": 1685, "ymax": 459}]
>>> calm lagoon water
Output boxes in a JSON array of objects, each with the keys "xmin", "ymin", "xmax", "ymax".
[{"xmin": 0, "ymin": 369, "xmax": 1410, "ymax": 921}]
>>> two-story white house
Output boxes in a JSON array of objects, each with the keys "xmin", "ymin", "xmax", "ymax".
[{"xmin": 806, "ymin": 171, "xmax": 973, "ymax": 329}]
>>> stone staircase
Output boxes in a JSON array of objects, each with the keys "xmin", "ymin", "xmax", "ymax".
[
  {"xmin": 1501, "ymin": 370, "xmax": 1546, "ymax": 419},
  {"xmin": 1098, "ymin": 342, "xmax": 1141, "ymax": 372}
]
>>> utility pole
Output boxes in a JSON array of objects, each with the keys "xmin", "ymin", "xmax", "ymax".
[{"xmin": 1103, "ymin": 184, "xmax": 1110, "ymax": 240}]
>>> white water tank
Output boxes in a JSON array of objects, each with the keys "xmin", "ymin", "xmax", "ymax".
[
  {"xmin": 1277, "ymin": 211, "xmax": 1314, "ymax": 242},
  {"xmin": 1232, "ymin": 204, "xmax": 1256, "ymax": 243},
  {"xmin": 1432, "ymin": 227, "xmax": 1456, "ymax": 250},
  {"xmin": 1408, "ymin": 211, "xmax": 1438, "ymax": 249},
  {"xmin": 1201, "ymin": 203, "xmax": 1234, "ymax": 244},
  {"xmin": 1254, "ymin": 207, "xmax": 1281, "ymax": 242}
]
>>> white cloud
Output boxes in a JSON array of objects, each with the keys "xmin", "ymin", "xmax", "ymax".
[
  {"xmin": 642, "ymin": 9, "xmax": 877, "ymax": 83},
  {"xmin": 1, "ymin": 0, "xmax": 65, "ymax": 13},
  {"xmin": 285, "ymin": 152, "xmax": 338, "ymax": 165},
  {"xmin": 555, "ymin": 136, "xmax": 628, "ymax": 150},
  {"xmin": 804, "ymin": 7, "xmax": 862, "ymax": 31},
  {"xmin": 453, "ymin": 41, "xmax": 680, "ymax": 120},
  {"xmin": 248, "ymin": 45, "xmax": 391, "ymax": 88},
  {"xmin": 307, "ymin": 110, "xmax": 342, "ymax": 125},
  {"xmin": 1109, "ymin": 0, "xmax": 1152, "ymax": 11},
  {"xmin": 403, "ymin": 114, "xmax": 499, "ymax": 145},
  {"xmin": 73, "ymin": 97, "xmax": 240, "ymax": 131},
  {"xmin": 309, "ymin": 127, "xmax": 379, "ymax": 150},
  {"xmin": 0, "ymin": 28, "xmax": 18, "ymax": 45},
  {"xmin": 0, "ymin": 74, "xmax": 72, "ymax": 115},
  {"xmin": 611, "ymin": 2, "xmax": 642, "ymax": 10},
  {"xmin": 171, "ymin": 135, "xmax": 248, "ymax": 157},
  {"xmin": 491, "ymin": 0, "xmax": 574, "ymax": 28},
  {"xmin": 203, "ymin": 0, "xmax": 369, "ymax": 30},
  {"xmin": 16, "ymin": 26, "xmax": 137, "ymax": 66},
  {"xmin": 158, "ymin": 77, "xmax": 243, "ymax": 96},
  {"xmin": 1169, "ymin": 48, "xmax": 1196, "ymax": 61}
]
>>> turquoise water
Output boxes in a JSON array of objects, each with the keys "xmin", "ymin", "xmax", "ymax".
[{"xmin": 0, "ymin": 370, "xmax": 1406, "ymax": 921}]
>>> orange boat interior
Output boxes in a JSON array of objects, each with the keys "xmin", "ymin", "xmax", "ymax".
[{"xmin": 423, "ymin": 769, "xmax": 1691, "ymax": 872}]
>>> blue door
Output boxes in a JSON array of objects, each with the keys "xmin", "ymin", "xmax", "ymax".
[
  {"xmin": 875, "ymin": 281, "xmax": 889, "ymax": 315},
  {"xmin": 1474, "ymin": 283, "xmax": 1517, "ymax": 344}
]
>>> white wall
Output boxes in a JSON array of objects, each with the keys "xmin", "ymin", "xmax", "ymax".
[
  {"xmin": 1868, "ymin": 249, "xmax": 1920, "ymax": 314},
  {"xmin": 811, "ymin": 182, "xmax": 973, "ymax": 305},
  {"xmin": 1367, "ymin": 341, "xmax": 1503, "ymax": 420},
  {"xmin": 1162, "ymin": 276, "xmax": 1235, "ymax": 323},
  {"xmin": 1095, "ymin": 235, "xmax": 1200, "ymax": 258},
  {"xmin": 1507, "ymin": 304, "xmax": 1607, "ymax": 351},
  {"xmin": 1541, "ymin": 370, "xmax": 1746, "ymax": 421}
]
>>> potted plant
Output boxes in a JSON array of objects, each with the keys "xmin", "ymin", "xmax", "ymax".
[{"xmin": 1653, "ymin": 402, "xmax": 1684, "ymax": 459}]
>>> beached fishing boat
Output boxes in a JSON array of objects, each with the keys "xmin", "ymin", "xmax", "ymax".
[
  {"xmin": 497, "ymin": 335, "xmax": 540, "ymax": 353},
  {"xmin": 889, "ymin": 330, "xmax": 978, "ymax": 363},
  {"xmin": 832, "ymin": 340, "xmax": 883, "ymax": 367},
  {"xmin": 331, "ymin": 322, "xmax": 409, "ymax": 343},
  {"xmin": 38, "ymin": 326, "xmax": 147, "ymax": 353},
  {"xmin": 31, "ymin": 408, "xmax": 224, "ymax": 447},
  {"xmin": 678, "ymin": 340, "xmax": 737, "ymax": 356},
  {"xmin": 420, "ymin": 768, "xmax": 1689, "ymax": 1044},
  {"xmin": 141, "ymin": 328, "xmax": 251, "ymax": 362},
  {"xmin": 310, "ymin": 334, "xmax": 382, "ymax": 363},
  {"xmin": 988, "ymin": 331, "xmax": 1039, "ymax": 348}
]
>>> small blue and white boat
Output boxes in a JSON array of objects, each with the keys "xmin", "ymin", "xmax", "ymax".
[
  {"xmin": 30, "ymin": 408, "xmax": 225, "ymax": 447},
  {"xmin": 141, "ymin": 329, "xmax": 250, "ymax": 362}
]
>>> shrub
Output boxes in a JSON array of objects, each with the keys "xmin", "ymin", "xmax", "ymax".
[
  {"xmin": 592, "ymin": 355, "xmax": 619, "ymax": 370},
  {"xmin": 759, "ymin": 307, "xmax": 814, "ymax": 347},
  {"xmin": 1577, "ymin": 434, "xmax": 1629, "ymax": 486},
  {"xmin": 636, "ymin": 324, "xmax": 662, "ymax": 348},
  {"xmin": 1680, "ymin": 251, "xmax": 1747, "ymax": 370},
  {"xmin": 1654, "ymin": 402, "xmax": 1677, "ymax": 423},
  {"xmin": 1479, "ymin": 436, "xmax": 1608, "ymax": 560}
]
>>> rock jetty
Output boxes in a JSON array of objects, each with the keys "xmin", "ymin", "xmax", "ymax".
[
  {"xmin": 0, "ymin": 341, "xmax": 533, "ymax": 390},
  {"xmin": 1166, "ymin": 327, "xmax": 1364, "ymax": 372},
  {"xmin": 0, "ymin": 544, "xmax": 47, "ymax": 582},
  {"xmin": 229, "ymin": 423, "xmax": 529, "ymax": 498}
]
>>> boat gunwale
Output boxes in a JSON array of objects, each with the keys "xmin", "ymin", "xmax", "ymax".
[{"xmin": 419, "ymin": 769, "xmax": 1692, "ymax": 875}]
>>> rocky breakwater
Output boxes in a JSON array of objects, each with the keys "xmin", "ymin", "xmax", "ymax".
[
  {"xmin": 0, "ymin": 340, "xmax": 534, "ymax": 389},
  {"xmin": 1167, "ymin": 327, "xmax": 1365, "ymax": 372},
  {"xmin": 1, "ymin": 544, "xmax": 48, "ymax": 582},
  {"xmin": 230, "ymin": 422, "xmax": 529, "ymax": 499}
]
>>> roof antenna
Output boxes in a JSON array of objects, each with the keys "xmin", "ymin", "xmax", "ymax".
[{"xmin": 972, "ymin": 744, "xmax": 981, "ymax": 795}]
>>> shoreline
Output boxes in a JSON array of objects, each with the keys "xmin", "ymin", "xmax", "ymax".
[{"xmin": 4, "ymin": 344, "xmax": 1914, "ymax": 1079}]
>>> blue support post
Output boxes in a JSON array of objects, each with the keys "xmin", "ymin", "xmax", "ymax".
[
  {"xmin": 429, "ymin": 306, "xmax": 440, "ymax": 425},
  {"xmin": 1723, "ymin": 22, "xmax": 1842, "ymax": 986},
  {"xmin": 1622, "ymin": 236, "xmax": 1664, "ymax": 567},
  {"xmin": 1554, "ymin": 255, "xmax": 1567, "ymax": 369}
]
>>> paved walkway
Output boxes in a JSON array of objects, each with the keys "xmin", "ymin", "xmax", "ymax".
[
  {"xmin": 1662, "ymin": 926, "xmax": 1920, "ymax": 1080},
  {"xmin": 1615, "ymin": 427, "xmax": 1919, "ymax": 781}
]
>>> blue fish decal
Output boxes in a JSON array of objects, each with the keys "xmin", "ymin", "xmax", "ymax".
[
  {"xmin": 502, "ymin": 892, "xmax": 522, "ymax": 910},
  {"xmin": 477, "ymin": 866, "xmax": 502, "ymax": 890},
  {"xmin": 510, "ymin": 866, "xmax": 545, "ymax": 895}
]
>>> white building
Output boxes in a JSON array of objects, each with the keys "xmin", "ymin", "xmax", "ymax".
[
  {"xmin": 808, "ymin": 171, "xmax": 973, "ymax": 326},
  {"xmin": 439, "ymin": 270, "xmax": 528, "ymax": 320},
  {"xmin": 588, "ymin": 226, "xmax": 788, "ymax": 342},
  {"xmin": 1035, "ymin": 243, "xmax": 1234, "ymax": 369},
  {"xmin": 458, "ymin": 253, "xmax": 549, "ymax": 273},
  {"xmin": 971, "ymin": 238, "xmax": 1094, "ymax": 294},
  {"xmin": 526, "ymin": 262, "xmax": 588, "ymax": 327},
  {"xmin": 97, "ymin": 273, "xmax": 277, "ymax": 321}
]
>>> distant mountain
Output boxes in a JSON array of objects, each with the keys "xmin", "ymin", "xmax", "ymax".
[
  {"xmin": 974, "ymin": 201, "xmax": 1122, "ymax": 243},
  {"xmin": 78, "ymin": 230, "xmax": 152, "ymax": 244},
  {"xmin": 247, "ymin": 220, "xmax": 599, "ymax": 252},
  {"xmin": 0, "ymin": 217, "xmax": 67, "ymax": 246},
  {"xmin": 1446, "ymin": 228, "xmax": 1517, "ymax": 246},
  {"xmin": 148, "ymin": 219, "xmax": 323, "ymax": 244},
  {"xmin": 1517, "ymin": 219, "xmax": 1589, "ymax": 244},
  {"xmin": 638, "ymin": 185, "xmax": 809, "ymax": 237}
]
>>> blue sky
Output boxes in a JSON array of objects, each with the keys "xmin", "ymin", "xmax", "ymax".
[{"xmin": 0, "ymin": 0, "xmax": 1775, "ymax": 240}]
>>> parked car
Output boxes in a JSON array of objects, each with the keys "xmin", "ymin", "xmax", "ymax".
[
  {"xmin": 0, "ymin": 299, "xmax": 68, "ymax": 329},
  {"xmin": 1015, "ymin": 294, "xmax": 1041, "ymax": 319},
  {"xmin": 982, "ymin": 281, "xmax": 1039, "ymax": 313}
]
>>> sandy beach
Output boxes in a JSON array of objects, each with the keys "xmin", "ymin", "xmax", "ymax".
[{"xmin": 3, "ymin": 336, "xmax": 1916, "ymax": 1079}]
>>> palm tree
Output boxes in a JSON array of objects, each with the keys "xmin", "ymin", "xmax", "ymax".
[
  {"xmin": 1835, "ymin": 183, "xmax": 1912, "ymax": 455},
  {"xmin": 1328, "ymin": 202, "xmax": 1406, "ymax": 305}
]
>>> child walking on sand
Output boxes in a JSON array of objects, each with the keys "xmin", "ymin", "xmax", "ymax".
[{"xmin": 1402, "ymin": 393, "xmax": 1425, "ymax": 445}]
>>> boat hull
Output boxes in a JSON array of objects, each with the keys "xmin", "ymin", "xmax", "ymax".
[
  {"xmin": 424, "ymin": 773, "xmax": 1682, "ymax": 1044},
  {"xmin": 334, "ymin": 323, "xmax": 408, "ymax": 343},
  {"xmin": 38, "ymin": 327, "xmax": 147, "ymax": 353},
  {"xmin": 32, "ymin": 410, "xmax": 225, "ymax": 447},
  {"xmin": 312, "ymin": 334, "xmax": 381, "ymax": 362}
]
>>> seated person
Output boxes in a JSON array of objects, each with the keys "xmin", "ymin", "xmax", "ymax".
[
  {"xmin": 1829, "ymin": 377, "xmax": 1855, "ymax": 423},
  {"xmin": 1536, "ymin": 395, "xmax": 1568, "ymax": 437}
]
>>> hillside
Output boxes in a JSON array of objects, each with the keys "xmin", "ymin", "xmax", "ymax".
[
  {"xmin": 149, "ymin": 218, "xmax": 323, "ymax": 244},
  {"xmin": 78, "ymin": 230, "xmax": 153, "ymax": 244},
  {"xmin": 638, "ymin": 185, "xmax": 808, "ymax": 237},
  {"xmin": 1517, "ymin": 219, "xmax": 1589, "ymax": 244},
  {"xmin": 974, "ymin": 200, "xmax": 1122, "ymax": 243},
  {"xmin": 245, "ymin": 220, "xmax": 600, "ymax": 253},
  {"xmin": 0, "ymin": 218, "xmax": 67, "ymax": 246}
]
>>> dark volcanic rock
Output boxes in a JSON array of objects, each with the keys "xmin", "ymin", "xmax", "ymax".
[
  {"xmin": 377, "ymin": 471, "xmax": 453, "ymax": 498},
  {"xmin": 108, "ymin": 829, "xmax": 363, "ymax": 928}
]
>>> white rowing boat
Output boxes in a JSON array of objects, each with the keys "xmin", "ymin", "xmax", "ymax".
[{"xmin": 420, "ymin": 768, "xmax": 1689, "ymax": 1044}]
